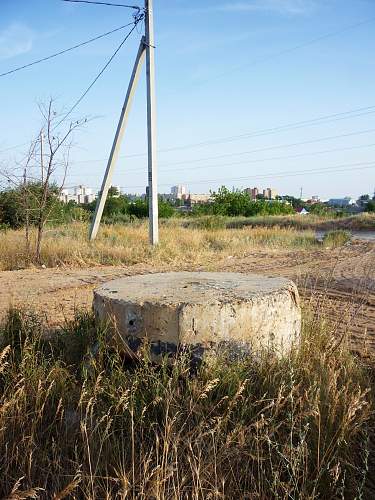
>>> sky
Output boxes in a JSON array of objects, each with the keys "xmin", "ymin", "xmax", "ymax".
[{"xmin": 0, "ymin": 0, "xmax": 374, "ymax": 199}]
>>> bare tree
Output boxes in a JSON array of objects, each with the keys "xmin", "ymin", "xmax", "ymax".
[{"xmin": 0, "ymin": 99, "xmax": 86, "ymax": 264}]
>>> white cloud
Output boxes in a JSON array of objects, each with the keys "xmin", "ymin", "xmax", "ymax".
[
  {"xmin": 190, "ymin": 0, "xmax": 317, "ymax": 15},
  {"xmin": 0, "ymin": 23, "xmax": 34, "ymax": 60}
]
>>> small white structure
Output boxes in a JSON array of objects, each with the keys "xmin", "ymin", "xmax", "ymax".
[
  {"xmin": 297, "ymin": 208, "xmax": 309, "ymax": 215},
  {"xmin": 59, "ymin": 185, "xmax": 95, "ymax": 204}
]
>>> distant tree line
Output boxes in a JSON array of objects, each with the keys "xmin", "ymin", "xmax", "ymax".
[
  {"xmin": 192, "ymin": 187, "xmax": 294, "ymax": 217},
  {"xmin": 1, "ymin": 183, "xmax": 375, "ymax": 232},
  {"xmin": 0, "ymin": 184, "xmax": 176, "ymax": 230}
]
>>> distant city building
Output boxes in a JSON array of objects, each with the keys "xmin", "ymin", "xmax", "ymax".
[
  {"xmin": 244, "ymin": 187, "xmax": 259, "ymax": 200},
  {"xmin": 60, "ymin": 185, "xmax": 95, "ymax": 204},
  {"xmin": 245, "ymin": 187, "xmax": 277, "ymax": 200},
  {"xmin": 171, "ymin": 185, "xmax": 187, "ymax": 200},
  {"xmin": 327, "ymin": 197, "xmax": 356, "ymax": 208},
  {"xmin": 263, "ymin": 188, "xmax": 278, "ymax": 200},
  {"xmin": 186, "ymin": 193, "xmax": 212, "ymax": 206},
  {"xmin": 306, "ymin": 195, "xmax": 321, "ymax": 204}
]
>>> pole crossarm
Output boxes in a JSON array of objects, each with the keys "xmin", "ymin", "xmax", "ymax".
[{"xmin": 89, "ymin": 36, "xmax": 146, "ymax": 240}]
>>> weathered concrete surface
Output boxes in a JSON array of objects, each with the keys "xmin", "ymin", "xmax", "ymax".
[{"xmin": 93, "ymin": 272, "xmax": 301, "ymax": 359}]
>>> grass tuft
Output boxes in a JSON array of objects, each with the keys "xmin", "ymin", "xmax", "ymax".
[{"xmin": 323, "ymin": 229, "xmax": 352, "ymax": 248}]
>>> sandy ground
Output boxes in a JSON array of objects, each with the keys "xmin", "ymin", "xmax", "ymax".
[
  {"xmin": 1, "ymin": 240, "xmax": 374, "ymax": 496},
  {"xmin": 0, "ymin": 240, "xmax": 374, "ymax": 355}
]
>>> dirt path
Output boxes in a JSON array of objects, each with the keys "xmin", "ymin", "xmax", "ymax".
[{"xmin": 1, "ymin": 241, "xmax": 374, "ymax": 353}]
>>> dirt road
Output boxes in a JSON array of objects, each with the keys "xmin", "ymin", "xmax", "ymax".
[{"xmin": 1, "ymin": 241, "xmax": 374, "ymax": 353}]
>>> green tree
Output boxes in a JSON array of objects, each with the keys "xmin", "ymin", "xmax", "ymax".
[
  {"xmin": 108, "ymin": 186, "xmax": 120, "ymax": 197},
  {"xmin": 190, "ymin": 187, "xmax": 294, "ymax": 217},
  {"xmin": 0, "ymin": 183, "xmax": 62, "ymax": 229},
  {"xmin": 128, "ymin": 198, "xmax": 148, "ymax": 218}
]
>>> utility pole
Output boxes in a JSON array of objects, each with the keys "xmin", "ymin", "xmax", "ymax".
[
  {"xmin": 89, "ymin": 0, "xmax": 159, "ymax": 245},
  {"xmin": 145, "ymin": 0, "xmax": 158, "ymax": 245}
]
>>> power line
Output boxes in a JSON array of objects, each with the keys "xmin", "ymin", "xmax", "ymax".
[
  {"xmin": 62, "ymin": 0, "xmax": 141, "ymax": 11},
  {"xmin": 125, "ymin": 141, "xmax": 375, "ymax": 174},
  {"xmin": 3, "ymin": 119, "xmax": 375, "ymax": 174},
  {"xmin": 181, "ymin": 16, "xmax": 375, "ymax": 88},
  {"xmin": 162, "ymin": 109, "xmax": 375, "ymax": 153},
  {"xmin": 1, "ymin": 13, "xmax": 374, "ymax": 158},
  {"xmin": 2, "ymin": 102, "xmax": 375, "ymax": 158},
  {"xmin": 56, "ymin": 19, "xmax": 142, "ymax": 127},
  {"xmin": 191, "ymin": 161, "xmax": 375, "ymax": 185},
  {"xmin": 0, "ymin": 22, "xmax": 137, "ymax": 78},
  {"xmin": 0, "ymin": 142, "xmax": 30, "ymax": 155},
  {"xmin": 99, "ymin": 160, "xmax": 375, "ymax": 191},
  {"xmin": 64, "ymin": 140, "xmax": 375, "ymax": 178},
  {"xmin": 155, "ymin": 128, "xmax": 375, "ymax": 169},
  {"xmin": 64, "ymin": 160, "xmax": 375, "ymax": 191},
  {"xmin": 60, "ymin": 105, "xmax": 375, "ymax": 165}
]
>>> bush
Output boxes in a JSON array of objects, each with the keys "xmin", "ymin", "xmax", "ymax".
[
  {"xmin": 322, "ymin": 229, "xmax": 352, "ymax": 248},
  {"xmin": 63, "ymin": 205, "xmax": 91, "ymax": 223},
  {"xmin": 101, "ymin": 212, "xmax": 134, "ymax": 225},
  {"xmin": 0, "ymin": 184, "xmax": 89, "ymax": 229},
  {"xmin": 0, "ymin": 309, "xmax": 371, "ymax": 498},
  {"xmin": 0, "ymin": 183, "xmax": 62, "ymax": 229},
  {"xmin": 366, "ymin": 200, "xmax": 375, "ymax": 212},
  {"xmin": 188, "ymin": 215, "xmax": 227, "ymax": 230},
  {"xmin": 127, "ymin": 198, "xmax": 148, "ymax": 218},
  {"xmin": 127, "ymin": 198, "xmax": 175, "ymax": 219}
]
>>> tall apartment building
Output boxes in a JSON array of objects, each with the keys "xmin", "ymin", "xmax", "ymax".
[
  {"xmin": 263, "ymin": 188, "xmax": 278, "ymax": 200},
  {"xmin": 244, "ymin": 187, "xmax": 259, "ymax": 200},
  {"xmin": 60, "ymin": 185, "xmax": 95, "ymax": 204},
  {"xmin": 171, "ymin": 185, "xmax": 186, "ymax": 200}
]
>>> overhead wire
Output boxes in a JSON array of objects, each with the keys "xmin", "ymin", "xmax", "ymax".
[
  {"xmin": 61, "ymin": 0, "xmax": 141, "ymax": 12},
  {"xmin": 0, "ymin": 22, "xmax": 138, "ymax": 78},
  {"xmin": 64, "ymin": 139, "xmax": 375, "ymax": 180},
  {"xmin": 180, "ymin": 16, "xmax": 375, "ymax": 88},
  {"xmin": 4, "ymin": 101, "xmax": 375, "ymax": 159},
  {"xmin": 65, "ymin": 160, "xmax": 374, "ymax": 191},
  {"xmin": 159, "ymin": 108, "xmax": 375, "ymax": 153},
  {"xmin": 0, "ymin": 11, "xmax": 374, "ymax": 155},
  {"xmin": 154, "ymin": 128, "xmax": 375, "ymax": 169},
  {"xmin": 67, "ymin": 127, "xmax": 375, "ymax": 172},
  {"xmin": 90, "ymin": 160, "xmax": 374, "ymax": 191},
  {"xmin": 58, "ymin": 105, "xmax": 375, "ymax": 165},
  {"xmin": 1, "ymin": 5, "xmax": 374, "ymax": 197},
  {"xmin": 55, "ymin": 16, "xmax": 143, "ymax": 127}
]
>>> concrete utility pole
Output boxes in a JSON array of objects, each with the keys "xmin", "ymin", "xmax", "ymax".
[
  {"xmin": 89, "ymin": 0, "xmax": 159, "ymax": 245},
  {"xmin": 145, "ymin": 0, "xmax": 159, "ymax": 245},
  {"xmin": 89, "ymin": 38, "xmax": 146, "ymax": 240}
]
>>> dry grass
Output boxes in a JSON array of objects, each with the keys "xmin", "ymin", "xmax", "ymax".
[
  {"xmin": 0, "ymin": 308, "xmax": 372, "ymax": 499},
  {"xmin": 226, "ymin": 212, "xmax": 375, "ymax": 231},
  {"xmin": 0, "ymin": 220, "xmax": 318, "ymax": 270}
]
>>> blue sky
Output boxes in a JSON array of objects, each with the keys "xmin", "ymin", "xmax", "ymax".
[{"xmin": 0, "ymin": 0, "xmax": 374, "ymax": 199}]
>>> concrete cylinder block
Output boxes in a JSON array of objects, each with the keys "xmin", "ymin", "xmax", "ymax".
[{"xmin": 93, "ymin": 272, "xmax": 301, "ymax": 362}]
